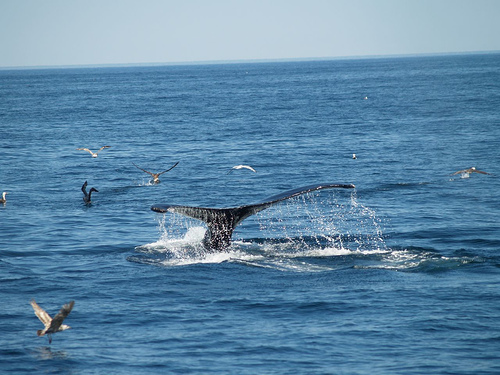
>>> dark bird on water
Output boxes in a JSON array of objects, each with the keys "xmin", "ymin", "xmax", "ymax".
[
  {"xmin": 30, "ymin": 299, "xmax": 75, "ymax": 344},
  {"xmin": 133, "ymin": 161, "xmax": 179, "ymax": 184},
  {"xmin": 76, "ymin": 146, "xmax": 111, "ymax": 158},
  {"xmin": 0, "ymin": 191, "xmax": 7, "ymax": 203},
  {"xmin": 82, "ymin": 181, "xmax": 98, "ymax": 203}
]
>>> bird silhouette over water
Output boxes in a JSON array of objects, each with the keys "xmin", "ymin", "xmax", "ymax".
[
  {"xmin": 30, "ymin": 300, "xmax": 75, "ymax": 344},
  {"xmin": 133, "ymin": 162, "xmax": 179, "ymax": 184},
  {"xmin": 0, "ymin": 191, "xmax": 7, "ymax": 204},
  {"xmin": 76, "ymin": 146, "xmax": 111, "ymax": 158},
  {"xmin": 227, "ymin": 165, "xmax": 257, "ymax": 174},
  {"xmin": 452, "ymin": 167, "xmax": 491, "ymax": 178},
  {"xmin": 81, "ymin": 181, "xmax": 98, "ymax": 203}
]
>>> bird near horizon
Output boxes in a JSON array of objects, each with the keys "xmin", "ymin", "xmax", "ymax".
[
  {"xmin": 228, "ymin": 165, "xmax": 257, "ymax": 174},
  {"xmin": 0, "ymin": 191, "xmax": 7, "ymax": 203},
  {"xmin": 30, "ymin": 300, "xmax": 75, "ymax": 344},
  {"xmin": 76, "ymin": 146, "xmax": 111, "ymax": 158},
  {"xmin": 452, "ymin": 167, "xmax": 491, "ymax": 178},
  {"xmin": 132, "ymin": 161, "xmax": 179, "ymax": 184}
]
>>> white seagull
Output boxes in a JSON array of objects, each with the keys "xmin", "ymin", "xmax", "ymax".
[
  {"xmin": 133, "ymin": 161, "xmax": 179, "ymax": 184},
  {"xmin": 0, "ymin": 191, "xmax": 7, "ymax": 203},
  {"xmin": 82, "ymin": 181, "xmax": 98, "ymax": 204},
  {"xmin": 76, "ymin": 146, "xmax": 111, "ymax": 158},
  {"xmin": 452, "ymin": 167, "xmax": 491, "ymax": 178},
  {"xmin": 31, "ymin": 299, "xmax": 75, "ymax": 344},
  {"xmin": 228, "ymin": 165, "xmax": 257, "ymax": 174}
]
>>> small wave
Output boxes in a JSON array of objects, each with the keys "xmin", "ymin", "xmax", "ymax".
[
  {"xmin": 130, "ymin": 232, "xmax": 480, "ymax": 273},
  {"xmin": 353, "ymin": 248, "xmax": 482, "ymax": 272},
  {"xmin": 228, "ymin": 244, "xmax": 393, "ymax": 272},
  {"xmin": 376, "ymin": 181, "xmax": 433, "ymax": 191},
  {"xmin": 130, "ymin": 226, "xmax": 389, "ymax": 271}
]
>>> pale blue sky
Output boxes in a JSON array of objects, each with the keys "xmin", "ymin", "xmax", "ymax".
[{"xmin": 1, "ymin": 0, "xmax": 499, "ymax": 67}]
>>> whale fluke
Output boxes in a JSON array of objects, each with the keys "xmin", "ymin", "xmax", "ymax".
[{"xmin": 151, "ymin": 183, "xmax": 355, "ymax": 251}]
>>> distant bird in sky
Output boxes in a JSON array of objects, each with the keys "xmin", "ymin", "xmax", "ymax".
[
  {"xmin": 228, "ymin": 165, "xmax": 257, "ymax": 174},
  {"xmin": 0, "ymin": 191, "xmax": 7, "ymax": 203},
  {"xmin": 82, "ymin": 181, "xmax": 98, "ymax": 203},
  {"xmin": 452, "ymin": 167, "xmax": 491, "ymax": 178},
  {"xmin": 30, "ymin": 300, "xmax": 75, "ymax": 344},
  {"xmin": 76, "ymin": 146, "xmax": 111, "ymax": 158},
  {"xmin": 133, "ymin": 161, "xmax": 179, "ymax": 184}
]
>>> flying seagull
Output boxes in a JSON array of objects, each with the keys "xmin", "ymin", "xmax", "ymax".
[
  {"xmin": 228, "ymin": 165, "xmax": 257, "ymax": 174},
  {"xmin": 133, "ymin": 162, "xmax": 179, "ymax": 184},
  {"xmin": 30, "ymin": 300, "xmax": 75, "ymax": 344},
  {"xmin": 452, "ymin": 167, "xmax": 491, "ymax": 177},
  {"xmin": 76, "ymin": 146, "xmax": 111, "ymax": 158},
  {"xmin": 0, "ymin": 191, "xmax": 7, "ymax": 203},
  {"xmin": 81, "ymin": 181, "xmax": 98, "ymax": 203}
]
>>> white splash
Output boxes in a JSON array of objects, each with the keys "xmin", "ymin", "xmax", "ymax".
[
  {"xmin": 137, "ymin": 220, "xmax": 249, "ymax": 266},
  {"xmin": 135, "ymin": 189, "xmax": 391, "ymax": 270},
  {"xmin": 137, "ymin": 179, "xmax": 156, "ymax": 186},
  {"xmin": 255, "ymin": 190, "xmax": 387, "ymax": 253}
]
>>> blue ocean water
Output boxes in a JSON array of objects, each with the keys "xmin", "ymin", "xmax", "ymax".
[{"xmin": 1, "ymin": 53, "xmax": 499, "ymax": 374}]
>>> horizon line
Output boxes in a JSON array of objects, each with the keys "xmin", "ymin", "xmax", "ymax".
[{"xmin": 1, "ymin": 50, "xmax": 499, "ymax": 71}]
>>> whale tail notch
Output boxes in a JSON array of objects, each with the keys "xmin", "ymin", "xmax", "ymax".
[{"xmin": 151, "ymin": 183, "xmax": 355, "ymax": 251}]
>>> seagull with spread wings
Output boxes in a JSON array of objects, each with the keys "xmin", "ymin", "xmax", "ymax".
[
  {"xmin": 452, "ymin": 167, "xmax": 491, "ymax": 177},
  {"xmin": 76, "ymin": 146, "xmax": 111, "ymax": 158},
  {"xmin": 227, "ymin": 165, "xmax": 257, "ymax": 174},
  {"xmin": 133, "ymin": 161, "xmax": 179, "ymax": 184},
  {"xmin": 30, "ymin": 300, "xmax": 75, "ymax": 344}
]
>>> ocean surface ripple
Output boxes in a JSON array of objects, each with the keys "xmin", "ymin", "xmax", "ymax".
[{"xmin": 1, "ymin": 53, "xmax": 500, "ymax": 374}]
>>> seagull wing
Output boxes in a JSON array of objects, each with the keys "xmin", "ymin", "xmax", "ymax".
[
  {"xmin": 48, "ymin": 301, "xmax": 74, "ymax": 332},
  {"xmin": 96, "ymin": 146, "xmax": 111, "ymax": 154},
  {"xmin": 77, "ymin": 148, "xmax": 94, "ymax": 155},
  {"xmin": 31, "ymin": 300, "xmax": 52, "ymax": 326},
  {"xmin": 473, "ymin": 169, "xmax": 490, "ymax": 175},
  {"xmin": 157, "ymin": 161, "xmax": 180, "ymax": 176},
  {"xmin": 229, "ymin": 165, "xmax": 256, "ymax": 173},
  {"xmin": 451, "ymin": 169, "xmax": 467, "ymax": 175},
  {"xmin": 237, "ymin": 165, "xmax": 256, "ymax": 172},
  {"xmin": 133, "ymin": 163, "xmax": 155, "ymax": 177}
]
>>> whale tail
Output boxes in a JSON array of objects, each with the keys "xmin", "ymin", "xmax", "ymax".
[{"xmin": 151, "ymin": 183, "xmax": 355, "ymax": 251}]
